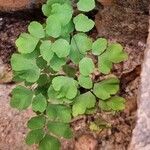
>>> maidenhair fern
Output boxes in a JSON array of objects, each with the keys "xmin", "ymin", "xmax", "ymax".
[{"xmin": 10, "ymin": 0, "xmax": 128, "ymax": 149}]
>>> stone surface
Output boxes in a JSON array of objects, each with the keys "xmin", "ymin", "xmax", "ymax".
[
  {"xmin": 129, "ymin": 16, "xmax": 150, "ymax": 150},
  {"xmin": 74, "ymin": 135, "xmax": 98, "ymax": 150},
  {"xmin": 0, "ymin": 0, "xmax": 45, "ymax": 11},
  {"xmin": 97, "ymin": 0, "xmax": 113, "ymax": 6},
  {"xmin": 0, "ymin": 59, "xmax": 12, "ymax": 83},
  {"xmin": 0, "ymin": 84, "xmax": 36, "ymax": 150}
]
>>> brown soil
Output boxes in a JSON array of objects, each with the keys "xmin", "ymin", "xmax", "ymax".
[{"xmin": 0, "ymin": 3, "xmax": 149, "ymax": 150}]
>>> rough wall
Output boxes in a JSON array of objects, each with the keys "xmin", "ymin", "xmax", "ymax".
[
  {"xmin": 0, "ymin": 0, "xmax": 45, "ymax": 11},
  {"xmin": 129, "ymin": 13, "xmax": 150, "ymax": 150},
  {"xmin": 0, "ymin": 0, "xmax": 149, "ymax": 12}
]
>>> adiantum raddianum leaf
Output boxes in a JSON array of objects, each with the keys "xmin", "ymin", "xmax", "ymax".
[
  {"xmin": 61, "ymin": 21, "xmax": 74, "ymax": 38},
  {"xmin": 52, "ymin": 76, "xmax": 78, "ymax": 99},
  {"xmin": 27, "ymin": 115, "xmax": 46, "ymax": 130},
  {"xmin": 50, "ymin": 54, "xmax": 66, "ymax": 71},
  {"xmin": 40, "ymin": 40, "xmax": 54, "ymax": 63},
  {"xmin": 79, "ymin": 57, "xmax": 95, "ymax": 76},
  {"xmin": 47, "ymin": 0, "xmax": 71, "ymax": 5},
  {"xmin": 11, "ymin": 54, "xmax": 40, "ymax": 82},
  {"xmin": 98, "ymin": 43, "xmax": 128, "ymax": 74},
  {"xmin": 32, "ymin": 94, "xmax": 47, "ymax": 113},
  {"xmin": 92, "ymin": 38, "xmax": 107, "ymax": 55},
  {"xmin": 45, "ymin": 2, "xmax": 73, "ymax": 38},
  {"xmin": 51, "ymin": 39, "xmax": 70, "ymax": 58},
  {"xmin": 77, "ymin": 0, "xmax": 95, "ymax": 12},
  {"xmin": 46, "ymin": 104, "xmax": 72, "ymax": 123},
  {"xmin": 28, "ymin": 21, "xmax": 45, "ymax": 39},
  {"xmin": 16, "ymin": 33, "xmax": 39, "ymax": 54},
  {"xmin": 42, "ymin": 0, "xmax": 72, "ymax": 17},
  {"xmin": 93, "ymin": 77, "xmax": 119, "ymax": 100},
  {"xmin": 51, "ymin": 3, "xmax": 73, "ymax": 26},
  {"xmin": 26, "ymin": 129, "xmax": 44, "ymax": 145},
  {"xmin": 16, "ymin": 21, "xmax": 45, "ymax": 54},
  {"xmin": 69, "ymin": 33, "xmax": 92, "ymax": 64},
  {"xmin": 73, "ymin": 14, "xmax": 95, "ymax": 32},
  {"xmin": 99, "ymin": 96, "xmax": 125, "ymax": 111},
  {"xmin": 47, "ymin": 122, "xmax": 72, "ymax": 139},
  {"xmin": 78, "ymin": 75, "xmax": 93, "ymax": 89},
  {"xmin": 46, "ymin": 15, "xmax": 62, "ymax": 38},
  {"xmin": 72, "ymin": 92, "xmax": 96, "ymax": 117},
  {"xmin": 39, "ymin": 134, "xmax": 60, "ymax": 150},
  {"xmin": 10, "ymin": 85, "xmax": 33, "ymax": 110}
]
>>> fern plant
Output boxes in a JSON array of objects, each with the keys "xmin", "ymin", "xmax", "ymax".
[{"xmin": 10, "ymin": 0, "xmax": 128, "ymax": 149}]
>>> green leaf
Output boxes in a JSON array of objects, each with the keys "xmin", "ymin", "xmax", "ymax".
[
  {"xmin": 46, "ymin": 15, "xmax": 61, "ymax": 38},
  {"xmin": 107, "ymin": 96, "xmax": 125, "ymax": 111},
  {"xmin": 11, "ymin": 54, "xmax": 40, "ymax": 82},
  {"xmin": 78, "ymin": 75, "xmax": 92, "ymax": 89},
  {"xmin": 51, "ymin": 3, "xmax": 73, "ymax": 26},
  {"xmin": 98, "ymin": 100, "xmax": 111, "ymax": 111},
  {"xmin": 42, "ymin": 4, "xmax": 51, "ymax": 17},
  {"xmin": 99, "ymin": 96, "xmax": 125, "ymax": 111},
  {"xmin": 72, "ymin": 33, "xmax": 92, "ymax": 54},
  {"xmin": 93, "ymin": 77, "xmax": 119, "ymax": 100},
  {"xmin": 37, "ymin": 74, "xmax": 51, "ymax": 87},
  {"xmin": 73, "ymin": 14, "xmax": 94, "ymax": 32},
  {"xmin": 27, "ymin": 115, "xmax": 46, "ymax": 130},
  {"xmin": 69, "ymin": 33, "xmax": 92, "ymax": 63},
  {"xmin": 47, "ymin": 122, "xmax": 72, "ymax": 139},
  {"xmin": 16, "ymin": 33, "xmax": 39, "ymax": 54},
  {"xmin": 61, "ymin": 21, "xmax": 74, "ymax": 37},
  {"xmin": 26, "ymin": 129, "xmax": 44, "ymax": 145},
  {"xmin": 40, "ymin": 40, "xmax": 54, "ymax": 62},
  {"xmin": 39, "ymin": 134, "xmax": 60, "ymax": 150},
  {"xmin": 98, "ymin": 53, "xmax": 112, "ymax": 74},
  {"xmin": 35, "ymin": 84, "xmax": 49, "ymax": 98},
  {"xmin": 92, "ymin": 38, "xmax": 107, "ymax": 55},
  {"xmin": 10, "ymin": 85, "xmax": 33, "ymax": 110},
  {"xmin": 40, "ymin": 40, "xmax": 54, "ymax": 63},
  {"xmin": 63, "ymin": 65, "xmax": 77, "ymax": 78},
  {"xmin": 89, "ymin": 118, "xmax": 110, "ymax": 131},
  {"xmin": 107, "ymin": 43, "xmax": 128, "ymax": 63},
  {"xmin": 48, "ymin": 85, "xmax": 60, "ymax": 101},
  {"xmin": 28, "ymin": 21, "xmax": 45, "ymax": 38},
  {"xmin": 79, "ymin": 57, "xmax": 95, "ymax": 76},
  {"xmin": 32, "ymin": 94, "xmax": 47, "ymax": 113},
  {"xmin": 50, "ymin": 54, "xmax": 66, "ymax": 71},
  {"xmin": 47, "ymin": 0, "xmax": 71, "ymax": 5},
  {"xmin": 85, "ymin": 108, "xmax": 97, "ymax": 115},
  {"xmin": 89, "ymin": 122, "xmax": 100, "ymax": 131},
  {"xmin": 51, "ymin": 39, "xmax": 70, "ymax": 58},
  {"xmin": 69, "ymin": 47, "xmax": 84, "ymax": 64},
  {"xmin": 72, "ymin": 91, "xmax": 96, "ymax": 117},
  {"xmin": 52, "ymin": 76, "xmax": 78, "ymax": 99},
  {"xmin": 36, "ymin": 57, "xmax": 47, "ymax": 69},
  {"xmin": 98, "ymin": 43, "xmax": 128, "ymax": 74},
  {"xmin": 48, "ymin": 86, "xmax": 73, "ymax": 104},
  {"xmin": 42, "ymin": 0, "xmax": 71, "ymax": 17},
  {"xmin": 46, "ymin": 104, "xmax": 71, "ymax": 123},
  {"xmin": 77, "ymin": 0, "xmax": 95, "ymax": 12}
]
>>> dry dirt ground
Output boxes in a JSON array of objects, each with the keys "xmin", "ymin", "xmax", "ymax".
[
  {"xmin": 0, "ymin": 84, "xmax": 35, "ymax": 150},
  {"xmin": 0, "ymin": 3, "xmax": 149, "ymax": 150}
]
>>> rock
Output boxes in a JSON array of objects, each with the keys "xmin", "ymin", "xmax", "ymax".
[
  {"xmin": 0, "ymin": 0, "xmax": 45, "ymax": 11},
  {"xmin": 97, "ymin": 0, "xmax": 113, "ymax": 6},
  {"xmin": 129, "ymin": 17, "xmax": 150, "ymax": 150},
  {"xmin": 95, "ymin": 4, "xmax": 148, "ymax": 75},
  {"xmin": 74, "ymin": 134, "xmax": 98, "ymax": 150},
  {"xmin": 0, "ymin": 84, "xmax": 36, "ymax": 150},
  {"xmin": 0, "ymin": 59, "xmax": 12, "ymax": 84}
]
